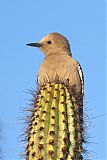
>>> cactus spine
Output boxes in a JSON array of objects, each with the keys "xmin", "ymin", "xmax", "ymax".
[{"xmin": 25, "ymin": 82, "xmax": 83, "ymax": 160}]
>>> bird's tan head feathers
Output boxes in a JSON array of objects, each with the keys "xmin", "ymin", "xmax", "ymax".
[{"xmin": 27, "ymin": 32, "xmax": 71, "ymax": 56}]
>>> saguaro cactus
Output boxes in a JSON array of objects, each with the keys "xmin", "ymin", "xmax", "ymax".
[{"xmin": 25, "ymin": 82, "xmax": 83, "ymax": 160}]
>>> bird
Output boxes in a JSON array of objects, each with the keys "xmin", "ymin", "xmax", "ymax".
[{"xmin": 26, "ymin": 32, "xmax": 84, "ymax": 95}]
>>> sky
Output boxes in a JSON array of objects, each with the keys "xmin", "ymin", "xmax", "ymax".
[{"xmin": 0, "ymin": 0, "xmax": 106, "ymax": 160}]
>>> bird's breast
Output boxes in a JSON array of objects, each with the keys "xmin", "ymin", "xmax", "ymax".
[
  {"xmin": 38, "ymin": 54, "xmax": 70, "ymax": 81},
  {"xmin": 38, "ymin": 54, "xmax": 82, "ymax": 94}
]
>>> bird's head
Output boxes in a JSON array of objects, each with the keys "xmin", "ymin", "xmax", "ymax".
[{"xmin": 26, "ymin": 32, "xmax": 71, "ymax": 56}]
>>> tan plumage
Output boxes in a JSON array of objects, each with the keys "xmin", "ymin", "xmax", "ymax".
[{"xmin": 27, "ymin": 32, "xmax": 84, "ymax": 95}]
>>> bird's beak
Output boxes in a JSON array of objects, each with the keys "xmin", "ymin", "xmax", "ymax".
[{"xmin": 26, "ymin": 43, "xmax": 42, "ymax": 48}]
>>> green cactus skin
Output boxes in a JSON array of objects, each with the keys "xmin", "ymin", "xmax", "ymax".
[{"xmin": 25, "ymin": 82, "xmax": 83, "ymax": 160}]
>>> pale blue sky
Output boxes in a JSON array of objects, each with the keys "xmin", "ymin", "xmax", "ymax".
[{"xmin": 0, "ymin": 0, "xmax": 106, "ymax": 160}]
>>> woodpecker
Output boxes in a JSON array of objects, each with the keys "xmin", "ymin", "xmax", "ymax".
[{"xmin": 27, "ymin": 32, "xmax": 84, "ymax": 95}]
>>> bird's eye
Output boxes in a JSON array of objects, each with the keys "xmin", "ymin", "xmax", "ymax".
[{"xmin": 47, "ymin": 40, "xmax": 52, "ymax": 44}]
